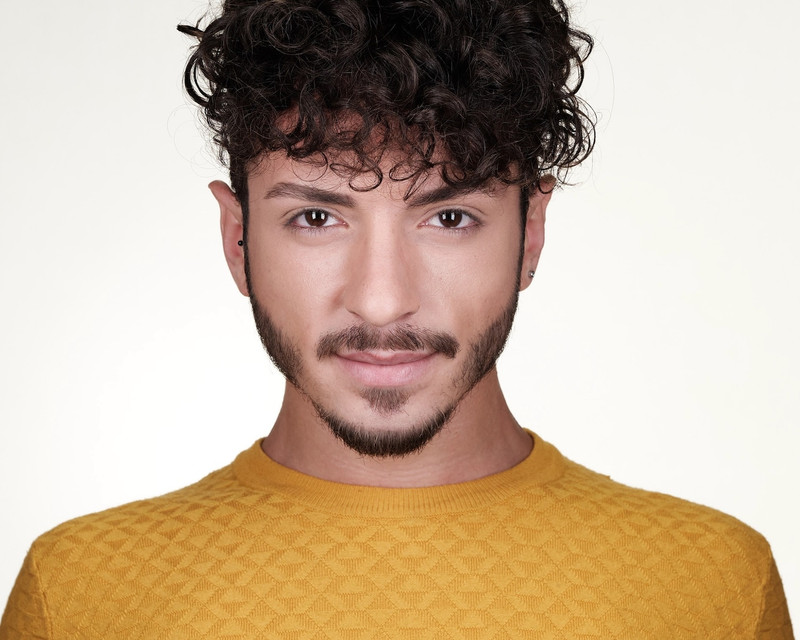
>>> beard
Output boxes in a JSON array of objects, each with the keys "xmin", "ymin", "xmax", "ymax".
[{"xmin": 249, "ymin": 287, "xmax": 520, "ymax": 458}]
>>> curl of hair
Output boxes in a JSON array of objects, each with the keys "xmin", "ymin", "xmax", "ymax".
[{"xmin": 179, "ymin": 0, "xmax": 595, "ymax": 208}]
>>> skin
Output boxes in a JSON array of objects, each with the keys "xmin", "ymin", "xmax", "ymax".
[{"xmin": 210, "ymin": 153, "xmax": 551, "ymax": 488}]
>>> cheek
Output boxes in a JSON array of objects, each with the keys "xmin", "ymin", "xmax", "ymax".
[
  {"xmin": 246, "ymin": 239, "xmax": 334, "ymax": 338},
  {"xmin": 420, "ymin": 241, "xmax": 520, "ymax": 329}
]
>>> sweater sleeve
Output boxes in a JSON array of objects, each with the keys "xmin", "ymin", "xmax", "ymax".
[
  {"xmin": 0, "ymin": 551, "xmax": 51, "ymax": 640},
  {"xmin": 755, "ymin": 554, "xmax": 794, "ymax": 639}
]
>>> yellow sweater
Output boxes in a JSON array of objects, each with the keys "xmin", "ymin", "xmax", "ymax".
[{"xmin": 1, "ymin": 436, "xmax": 793, "ymax": 639}]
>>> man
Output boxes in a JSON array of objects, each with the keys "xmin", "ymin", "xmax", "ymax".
[{"xmin": 0, "ymin": 0, "xmax": 793, "ymax": 637}]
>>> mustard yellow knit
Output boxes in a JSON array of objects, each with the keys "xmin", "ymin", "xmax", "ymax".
[{"xmin": 1, "ymin": 435, "xmax": 793, "ymax": 639}]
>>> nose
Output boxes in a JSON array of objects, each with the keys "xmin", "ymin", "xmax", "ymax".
[{"xmin": 342, "ymin": 224, "xmax": 420, "ymax": 328}]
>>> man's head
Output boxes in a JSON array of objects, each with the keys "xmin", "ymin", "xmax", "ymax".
[
  {"xmin": 180, "ymin": 0, "xmax": 594, "ymax": 217},
  {"xmin": 180, "ymin": 0, "xmax": 594, "ymax": 456}
]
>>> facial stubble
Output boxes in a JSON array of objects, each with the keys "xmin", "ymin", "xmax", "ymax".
[{"xmin": 249, "ymin": 285, "xmax": 519, "ymax": 457}]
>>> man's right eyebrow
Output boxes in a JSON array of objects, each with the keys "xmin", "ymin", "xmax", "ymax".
[{"xmin": 263, "ymin": 182, "xmax": 355, "ymax": 207}]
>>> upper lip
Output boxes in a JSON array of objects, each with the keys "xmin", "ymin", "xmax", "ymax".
[{"xmin": 337, "ymin": 350, "xmax": 433, "ymax": 366}]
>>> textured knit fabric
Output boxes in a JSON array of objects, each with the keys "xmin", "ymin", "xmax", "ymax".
[{"xmin": 1, "ymin": 435, "xmax": 793, "ymax": 639}]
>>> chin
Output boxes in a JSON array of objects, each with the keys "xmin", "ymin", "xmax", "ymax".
[{"xmin": 311, "ymin": 398, "xmax": 456, "ymax": 458}]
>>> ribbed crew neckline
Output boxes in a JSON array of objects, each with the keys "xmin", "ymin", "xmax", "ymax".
[{"xmin": 231, "ymin": 431, "xmax": 565, "ymax": 517}]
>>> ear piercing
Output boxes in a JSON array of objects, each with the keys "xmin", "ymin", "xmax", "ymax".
[
  {"xmin": 528, "ymin": 270, "xmax": 535, "ymax": 279},
  {"xmin": 237, "ymin": 240, "xmax": 243, "ymax": 246}
]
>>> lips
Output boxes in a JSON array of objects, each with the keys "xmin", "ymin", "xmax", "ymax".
[{"xmin": 335, "ymin": 350, "xmax": 435, "ymax": 387}]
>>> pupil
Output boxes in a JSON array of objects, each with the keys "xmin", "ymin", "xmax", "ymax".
[
  {"xmin": 305, "ymin": 210, "xmax": 328, "ymax": 227},
  {"xmin": 440, "ymin": 211, "xmax": 462, "ymax": 227}
]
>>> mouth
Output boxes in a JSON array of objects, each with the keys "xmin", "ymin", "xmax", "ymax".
[{"xmin": 335, "ymin": 350, "xmax": 436, "ymax": 387}]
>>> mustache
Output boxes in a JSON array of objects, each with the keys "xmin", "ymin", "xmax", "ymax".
[{"xmin": 316, "ymin": 324, "xmax": 460, "ymax": 360}]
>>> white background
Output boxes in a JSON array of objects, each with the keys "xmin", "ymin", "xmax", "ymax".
[{"xmin": 1, "ymin": 0, "xmax": 798, "ymax": 623}]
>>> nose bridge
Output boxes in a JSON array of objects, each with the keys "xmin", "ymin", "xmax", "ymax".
[{"xmin": 343, "ymin": 215, "xmax": 420, "ymax": 327}]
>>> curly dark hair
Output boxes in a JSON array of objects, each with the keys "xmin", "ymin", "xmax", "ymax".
[{"xmin": 179, "ymin": 0, "xmax": 594, "ymax": 217}]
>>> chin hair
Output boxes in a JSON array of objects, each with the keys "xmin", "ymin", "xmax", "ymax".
[
  {"xmin": 360, "ymin": 387, "xmax": 410, "ymax": 415},
  {"xmin": 312, "ymin": 402, "xmax": 455, "ymax": 458}
]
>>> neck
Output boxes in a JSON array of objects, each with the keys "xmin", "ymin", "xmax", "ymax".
[{"xmin": 261, "ymin": 369, "xmax": 531, "ymax": 488}]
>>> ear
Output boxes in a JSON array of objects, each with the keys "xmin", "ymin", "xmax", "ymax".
[
  {"xmin": 209, "ymin": 180, "xmax": 249, "ymax": 297},
  {"xmin": 518, "ymin": 176, "xmax": 554, "ymax": 291}
]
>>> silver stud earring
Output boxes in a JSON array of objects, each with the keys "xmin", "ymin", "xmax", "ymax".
[{"xmin": 528, "ymin": 270, "xmax": 536, "ymax": 279}]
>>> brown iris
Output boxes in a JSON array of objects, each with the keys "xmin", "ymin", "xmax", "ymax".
[
  {"xmin": 304, "ymin": 209, "xmax": 329, "ymax": 227},
  {"xmin": 438, "ymin": 210, "xmax": 463, "ymax": 228}
]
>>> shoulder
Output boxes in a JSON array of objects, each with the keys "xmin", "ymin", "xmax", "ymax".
[
  {"xmin": 28, "ymin": 463, "xmax": 242, "ymax": 574},
  {"xmin": 557, "ymin": 456, "xmax": 770, "ymax": 551},
  {"xmin": 538, "ymin": 454, "xmax": 777, "ymax": 597},
  {"xmin": 520, "ymin": 439, "xmax": 769, "ymax": 552},
  {"xmin": 511, "ymin": 447, "xmax": 789, "ymax": 634}
]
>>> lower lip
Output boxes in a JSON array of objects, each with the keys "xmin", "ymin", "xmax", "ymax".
[{"xmin": 335, "ymin": 354, "xmax": 436, "ymax": 387}]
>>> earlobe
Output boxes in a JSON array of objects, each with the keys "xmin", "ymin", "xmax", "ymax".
[
  {"xmin": 209, "ymin": 180, "xmax": 249, "ymax": 297},
  {"xmin": 519, "ymin": 177, "xmax": 554, "ymax": 291}
]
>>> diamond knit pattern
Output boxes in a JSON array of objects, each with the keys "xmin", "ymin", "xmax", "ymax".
[{"xmin": 1, "ymin": 436, "xmax": 793, "ymax": 639}]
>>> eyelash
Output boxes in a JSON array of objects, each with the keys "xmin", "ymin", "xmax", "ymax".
[
  {"xmin": 425, "ymin": 208, "xmax": 480, "ymax": 233},
  {"xmin": 286, "ymin": 207, "xmax": 481, "ymax": 234},
  {"xmin": 287, "ymin": 208, "xmax": 341, "ymax": 234}
]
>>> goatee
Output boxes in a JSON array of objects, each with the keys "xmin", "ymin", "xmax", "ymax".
[{"xmin": 249, "ymin": 288, "xmax": 519, "ymax": 458}]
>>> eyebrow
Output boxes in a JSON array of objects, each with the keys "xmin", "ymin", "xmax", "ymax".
[
  {"xmin": 263, "ymin": 182, "xmax": 356, "ymax": 207},
  {"xmin": 406, "ymin": 184, "xmax": 481, "ymax": 207},
  {"xmin": 263, "ymin": 181, "xmax": 481, "ymax": 208}
]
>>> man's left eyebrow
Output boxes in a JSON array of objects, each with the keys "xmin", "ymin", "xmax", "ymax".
[
  {"xmin": 263, "ymin": 182, "xmax": 356, "ymax": 207},
  {"xmin": 407, "ymin": 185, "xmax": 481, "ymax": 207}
]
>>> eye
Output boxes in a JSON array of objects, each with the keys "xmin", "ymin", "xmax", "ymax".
[
  {"xmin": 426, "ymin": 208, "xmax": 477, "ymax": 230},
  {"xmin": 291, "ymin": 208, "xmax": 338, "ymax": 229}
]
